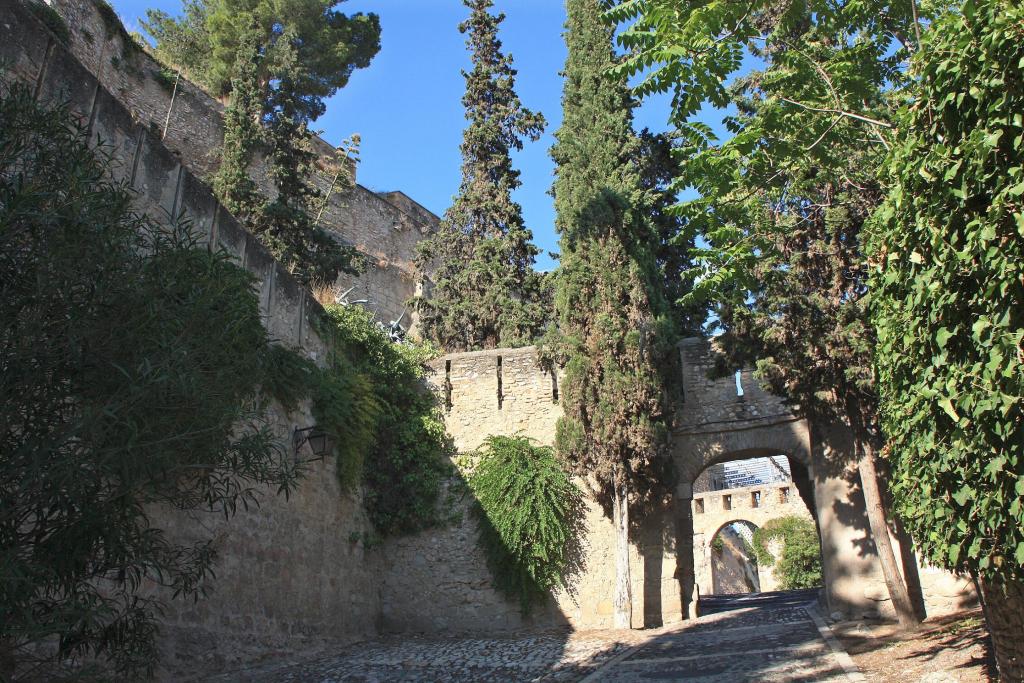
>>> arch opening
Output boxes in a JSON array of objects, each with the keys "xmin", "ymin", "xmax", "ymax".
[{"xmin": 710, "ymin": 520, "xmax": 760, "ymax": 595}]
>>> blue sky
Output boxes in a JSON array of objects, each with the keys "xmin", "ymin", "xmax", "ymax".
[{"xmin": 113, "ymin": 1, "xmax": 688, "ymax": 271}]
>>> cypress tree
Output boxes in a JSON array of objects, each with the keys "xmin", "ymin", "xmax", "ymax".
[
  {"xmin": 551, "ymin": 0, "xmax": 674, "ymax": 629},
  {"xmin": 414, "ymin": 0, "xmax": 547, "ymax": 351}
]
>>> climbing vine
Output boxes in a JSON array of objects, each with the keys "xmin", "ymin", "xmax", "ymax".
[
  {"xmin": 752, "ymin": 516, "xmax": 822, "ymax": 590},
  {"xmin": 468, "ymin": 436, "xmax": 586, "ymax": 612},
  {"xmin": 292, "ymin": 302, "xmax": 453, "ymax": 537}
]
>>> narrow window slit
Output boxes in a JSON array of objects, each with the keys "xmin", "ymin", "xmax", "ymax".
[
  {"xmin": 551, "ymin": 369, "xmax": 559, "ymax": 403},
  {"xmin": 444, "ymin": 360, "xmax": 452, "ymax": 411},
  {"xmin": 496, "ymin": 356, "xmax": 503, "ymax": 410}
]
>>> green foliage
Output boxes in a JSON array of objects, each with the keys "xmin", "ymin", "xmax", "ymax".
[
  {"xmin": 141, "ymin": 1, "xmax": 213, "ymax": 87},
  {"xmin": 210, "ymin": 19, "xmax": 361, "ymax": 287},
  {"xmin": 635, "ymin": 129, "xmax": 705, "ymax": 336},
  {"xmin": 469, "ymin": 436, "xmax": 585, "ymax": 612},
  {"xmin": 0, "ymin": 81, "xmax": 301, "ymax": 679},
  {"xmin": 752, "ymin": 517, "xmax": 823, "ymax": 590},
  {"xmin": 868, "ymin": 0, "xmax": 1024, "ymax": 583},
  {"xmin": 315, "ymin": 304, "xmax": 452, "ymax": 535},
  {"xmin": 22, "ymin": 0, "xmax": 70, "ymax": 44},
  {"xmin": 607, "ymin": 0, "xmax": 922, "ymax": 441},
  {"xmin": 550, "ymin": 0, "xmax": 675, "ymax": 510},
  {"xmin": 142, "ymin": 0, "xmax": 381, "ymax": 117},
  {"xmin": 414, "ymin": 0, "xmax": 547, "ymax": 351}
]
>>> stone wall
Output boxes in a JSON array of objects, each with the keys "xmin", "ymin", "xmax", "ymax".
[
  {"xmin": 692, "ymin": 482, "xmax": 816, "ymax": 596},
  {"xmin": 47, "ymin": 0, "xmax": 439, "ymax": 328},
  {"xmin": 0, "ymin": 7, "xmax": 384, "ymax": 676},
  {"xmin": 379, "ymin": 347, "xmax": 683, "ymax": 633}
]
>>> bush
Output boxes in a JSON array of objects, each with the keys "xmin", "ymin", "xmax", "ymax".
[
  {"xmin": 469, "ymin": 436, "xmax": 586, "ymax": 612},
  {"xmin": 752, "ymin": 516, "xmax": 822, "ymax": 590},
  {"xmin": 0, "ymin": 81, "xmax": 302, "ymax": 679},
  {"xmin": 315, "ymin": 304, "xmax": 452, "ymax": 535}
]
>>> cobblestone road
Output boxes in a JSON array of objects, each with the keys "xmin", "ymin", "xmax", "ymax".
[
  {"xmin": 584, "ymin": 590, "xmax": 862, "ymax": 683},
  {"xmin": 207, "ymin": 590, "xmax": 861, "ymax": 682}
]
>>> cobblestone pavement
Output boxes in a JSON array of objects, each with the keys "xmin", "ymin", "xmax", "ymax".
[
  {"xmin": 207, "ymin": 590, "xmax": 861, "ymax": 682},
  {"xmin": 584, "ymin": 589, "xmax": 862, "ymax": 682},
  {"xmin": 205, "ymin": 628, "xmax": 649, "ymax": 682}
]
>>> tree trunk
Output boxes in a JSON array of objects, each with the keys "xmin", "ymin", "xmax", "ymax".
[
  {"xmin": 612, "ymin": 477, "xmax": 632, "ymax": 629},
  {"xmin": 857, "ymin": 441, "xmax": 920, "ymax": 628},
  {"xmin": 979, "ymin": 576, "xmax": 1024, "ymax": 681}
]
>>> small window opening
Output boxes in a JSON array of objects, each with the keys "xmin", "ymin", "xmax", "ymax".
[
  {"xmin": 735, "ymin": 370, "xmax": 745, "ymax": 397},
  {"xmin": 723, "ymin": 494, "xmax": 732, "ymax": 511},
  {"xmin": 694, "ymin": 498, "xmax": 705, "ymax": 515},
  {"xmin": 780, "ymin": 487, "xmax": 790, "ymax": 504},
  {"xmin": 496, "ymin": 356, "xmax": 503, "ymax": 410},
  {"xmin": 751, "ymin": 491, "xmax": 761, "ymax": 508},
  {"xmin": 551, "ymin": 369, "xmax": 559, "ymax": 404},
  {"xmin": 444, "ymin": 360, "xmax": 452, "ymax": 411}
]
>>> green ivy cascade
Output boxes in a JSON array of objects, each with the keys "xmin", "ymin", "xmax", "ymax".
[{"xmin": 468, "ymin": 436, "xmax": 585, "ymax": 612}]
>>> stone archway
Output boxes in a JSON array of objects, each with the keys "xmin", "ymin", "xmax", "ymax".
[
  {"xmin": 668, "ymin": 338, "xmax": 916, "ymax": 621},
  {"xmin": 707, "ymin": 519, "xmax": 761, "ymax": 595}
]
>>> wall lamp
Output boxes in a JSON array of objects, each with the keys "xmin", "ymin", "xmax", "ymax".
[{"xmin": 293, "ymin": 425, "xmax": 331, "ymax": 461}]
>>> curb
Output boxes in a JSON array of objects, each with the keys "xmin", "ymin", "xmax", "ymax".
[{"xmin": 804, "ymin": 602, "xmax": 867, "ymax": 682}]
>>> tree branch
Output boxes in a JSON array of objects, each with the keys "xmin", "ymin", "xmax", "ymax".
[{"xmin": 778, "ymin": 97, "xmax": 895, "ymax": 130}]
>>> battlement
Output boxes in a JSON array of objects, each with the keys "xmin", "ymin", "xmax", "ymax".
[{"xmin": 426, "ymin": 346, "xmax": 561, "ymax": 452}]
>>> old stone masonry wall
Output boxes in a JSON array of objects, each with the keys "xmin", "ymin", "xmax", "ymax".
[
  {"xmin": 47, "ymin": 0, "xmax": 439, "ymax": 328},
  {"xmin": 378, "ymin": 347, "xmax": 684, "ymax": 634},
  {"xmin": 1, "ymin": 6, "xmax": 384, "ymax": 677}
]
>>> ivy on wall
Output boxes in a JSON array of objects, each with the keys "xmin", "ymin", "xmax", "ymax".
[
  {"xmin": 271, "ymin": 301, "xmax": 453, "ymax": 538},
  {"xmin": 468, "ymin": 436, "xmax": 586, "ymax": 612}
]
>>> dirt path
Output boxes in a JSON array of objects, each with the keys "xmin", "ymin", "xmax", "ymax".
[{"xmin": 834, "ymin": 609, "xmax": 995, "ymax": 682}]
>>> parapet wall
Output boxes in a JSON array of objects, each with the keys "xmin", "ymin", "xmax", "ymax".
[
  {"xmin": 48, "ymin": 0, "xmax": 438, "ymax": 327},
  {"xmin": 380, "ymin": 346, "xmax": 684, "ymax": 633},
  {"xmin": 1, "ymin": 6, "xmax": 383, "ymax": 676}
]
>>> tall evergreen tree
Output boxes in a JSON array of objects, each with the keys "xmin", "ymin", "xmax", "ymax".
[
  {"xmin": 414, "ymin": 0, "xmax": 546, "ymax": 351},
  {"xmin": 636, "ymin": 129, "xmax": 705, "ymax": 336},
  {"xmin": 550, "ymin": 0, "xmax": 674, "ymax": 629},
  {"xmin": 208, "ymin": 19, "xmax": 361, "ymax": 286}
]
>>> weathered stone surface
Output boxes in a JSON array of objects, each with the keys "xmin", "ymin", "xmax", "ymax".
[{"xmin": 50, "ymin": 0, "xmax": 440, "ymax": 329}]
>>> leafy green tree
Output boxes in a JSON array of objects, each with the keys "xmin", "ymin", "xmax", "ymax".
[
  {"xmin": 868, "ymin": 0, "xmax": 1024, "ymax": 675},
  {"xmin": 607, "ymin": 0, "xmax": 936, "ymax": 626},
  {"xmin": 469, "ymin": 436, "xmax": 585, "ymax": 612},
  {"xmin": 0, "ymin": 82, "xmax": 302, "ymax": 680},
  {"xmin": 753, "ymin": 516, "xmax": 823, "ymax": 590},
  {"xmin": 143, "ymin": 0, "xmax": 380, "ymax": 117},
  {"xmin": 140, "ymin": 0, "xmax": 213, "ymax": 86},
  {"xmin": 550, "ymin": 0, "xmax": 675, "ymax": 629},
  {"xmin": 414, "ymin": 0, "xmax": 547, "ymax": 351},
  {"xmin": 210, "ymin": 19, "xmax": 361, "ymax": 287}
]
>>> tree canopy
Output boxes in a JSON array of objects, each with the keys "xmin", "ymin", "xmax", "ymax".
[
  {"xmin": 143, "ymin": 0, "xmax": 380, "ymax": 120},
  {"xmin": 414, "ymin": 0, "xmax": 548, "ymax": 351}
]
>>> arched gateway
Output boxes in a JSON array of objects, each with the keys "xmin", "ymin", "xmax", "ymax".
[{"xmin": 669, "ymin": 338, "xmax": 973, "ymax": 620}]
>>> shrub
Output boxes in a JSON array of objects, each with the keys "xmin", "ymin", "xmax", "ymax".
[
  {"xmin": 0, "ymin": 81, "xmax": 301, "ymax": 679},
  {"xmin": 315, "ymin": 303, "xmax": 452, "ymax": 535},
  {"xmin": 469, "ymin": 436, "xmax": 586, "ymax": 612},
  {"xmin": 752, "ymin": 516, "xmax": 822, "ymax": 590}
]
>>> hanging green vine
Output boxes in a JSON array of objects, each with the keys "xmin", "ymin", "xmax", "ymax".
[
  {"xmin": 283, "ymin": 303, "xmax": 453, "ymax": 536},
  {"xmin": 469, "ymin": 436, "xmax": 586, "ymax": 612}
]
